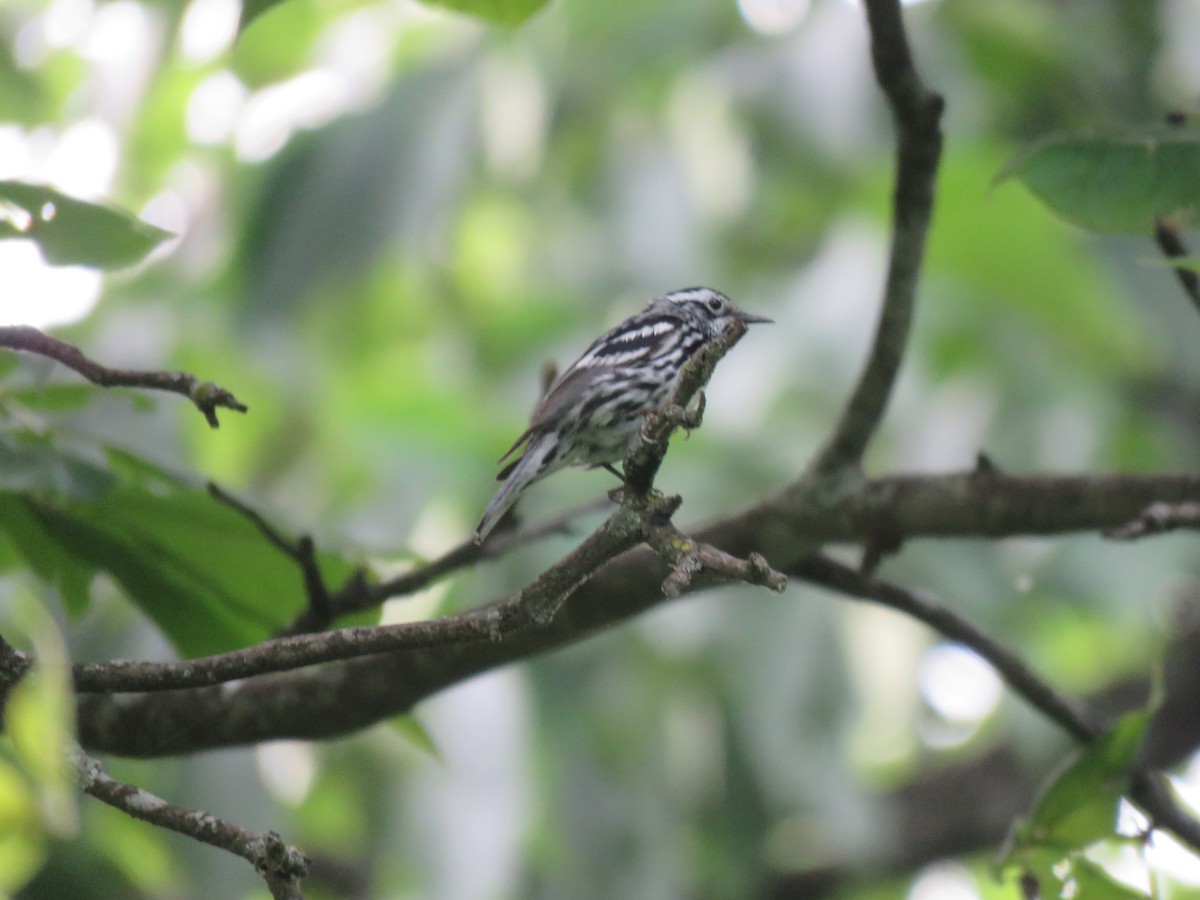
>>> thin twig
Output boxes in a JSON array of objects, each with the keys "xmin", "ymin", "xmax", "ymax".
[
  {"xmin": 1130, "ymin": 771, "xmax": 1200, "ymax": 853},
  {"xmin": 71, "ymin": 500, "xmax": 645, "ymax": 693},
  {"xmin": 207, "ymin": 482, "xmax": 302, "ymax": 559},
  {"xmin": 1154, "ymin": 216, "xmax": 1200, "ymax": 317},
  {"xmin": 1106, "ymin": 501, "xmax": 1200, "ymax": 540},
  {"xmin": 0, "ymin": 325, "xmax": 247, "ymax": 428},
  {"xmin": 809, "ymin": 0, "xmax": 943, "ymax": 474},
  {"xmin": 74, "ymin": 748, "xmax": 308, "ymax": 899},
  {"xmin": 279, "ymin": 497, "xmax": 609, "ymax": 635},
  {"xmin": 647, "ymin": 527, "xmax": 785, "ymax": 598}
]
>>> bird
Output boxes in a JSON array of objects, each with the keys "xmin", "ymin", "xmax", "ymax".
[{"xmin": 474, "ymin": 286, "xmax": 771, "ymax": 544}]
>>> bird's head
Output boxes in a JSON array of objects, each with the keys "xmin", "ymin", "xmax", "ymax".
[{"xmin": 658, "ymin": 286, "xmax": 773, "ymax": 339}]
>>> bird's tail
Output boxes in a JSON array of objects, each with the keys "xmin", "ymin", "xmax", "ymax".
[{"xmin": 474, "ymin": 435, "xmax": 557, "ymax": 544}]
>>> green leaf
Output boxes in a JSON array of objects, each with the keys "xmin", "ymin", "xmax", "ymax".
[
  {"xmin": 1025, "ymin": 711, "xmax": 1149, "ymax": 849},
  {"xmin": 239, "ymin": 0, "xmax": 286, "ymax": 34},
  {"xmin": 27, "ymin": 484, "xmax": 362, "ymax": 656},
  {"xmin": 0, "ymin": 180, "xmax": 171, "ymax": 270},
  {"xmin": 0, "ymin": 428, "xmax": 359, "ymax": 655},
  {"xmin": 0, "ymin": 495, "xmax": 94, "ymax": 615},
  {"xmin": 390, "ymin": 714, "xmax": 442, "ymax": 762},
  {"xmin": 5, "ymin": 672, "xmax": 77, "ymax": 837},
  {"xmin": 999, "ymin": 129, "xmax": 1200, "ymax": 234},
  {"xmin": 0, "ymin": 353, "xmax": 19, "ymax": 382},
  {"xmin": 28, "ymin": 497, "xmax": 277, "ymax": 656},
  {"xmin": 0, "ymin": 429, "xmax": 117, "ymax": 501},
  {"xmin": 1069, "ymin": 857, "xmax": 1150, "ymax": 899},
  {"xmin": 1007, "ymin": 850, "xmax": 1151, "ymax": 900},
  {"xmin": 416, "ymin": 0, "xmax": 552, "ymax": 26},
  {"xmin": 0, "ymin": 384, "xmax": 95, "ymax": 414}
]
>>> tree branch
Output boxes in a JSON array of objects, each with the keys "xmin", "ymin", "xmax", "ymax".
[
  {"xmin": 809, "ymin": 0, "xmax": 944, "ymax": 474},
  {"xmin": 74, "ymin": 748, "xmax": 308, "ymax": 899},
  {"xmin": 73, "ymin": 469, "xmax": 1200, "ymax": 753},
  {"xmin": 0, "ymin": 325, "xmax": 247, "ymax": 428}
]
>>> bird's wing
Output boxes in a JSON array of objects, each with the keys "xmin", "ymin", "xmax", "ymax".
[
  {"xmin": 495, "ymin": 365, "xmax": 603, "ymax": 475},
  {"xmin": 495, "ymin": 311, "xmax": 674, "ymax": 473}
]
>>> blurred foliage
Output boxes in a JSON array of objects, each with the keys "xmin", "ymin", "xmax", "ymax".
[
  {"xmin": 1, "ymin": 0, "xmax": 1200, "ymax": 897},
  {"xmin": 416, "ymin": 0, "xmax": 551, "ymax": 27},
  {"xmin": 0, "ymin": 596, "xmax": 75, "ymax": 895}
]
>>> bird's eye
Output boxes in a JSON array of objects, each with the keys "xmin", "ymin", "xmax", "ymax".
[{"xmin": 707, "ymin": 296, "xmax": 723, "ymax": 313}]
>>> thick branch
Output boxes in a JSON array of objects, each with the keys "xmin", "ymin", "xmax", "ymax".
[
  {"xmin": 74, "ymin": 469, "xmax": 1200, "ymax": 754},
  {"xmin": 810, "ymin": 0, "xmax": 943, "ymax": 474},
  {"xmin": 0, "ymin": 325, "xmax": 246, "ymax": 428},
  {"xmin": 75, "ymin": 749, "xmax": 308, "ymax": 899}
]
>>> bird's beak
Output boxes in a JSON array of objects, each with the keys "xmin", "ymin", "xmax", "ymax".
[{"xmin": 736, "ymin": 311, "xmax": 773, "ymax": 325}]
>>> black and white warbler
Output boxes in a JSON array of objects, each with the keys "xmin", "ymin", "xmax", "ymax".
[{"xmin": 474, "ymin": 286, "xmax": 771, "ymax": 543}]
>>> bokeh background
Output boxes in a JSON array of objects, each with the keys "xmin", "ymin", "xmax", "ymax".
[{"xmin": 4, "ymin": 0, "xmax": 1200, "ymax": 896}]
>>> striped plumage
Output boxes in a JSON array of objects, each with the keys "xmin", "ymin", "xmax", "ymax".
[{"xmin": 474, "ymin": 287, "xmax": 771, "ymax": 544}]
